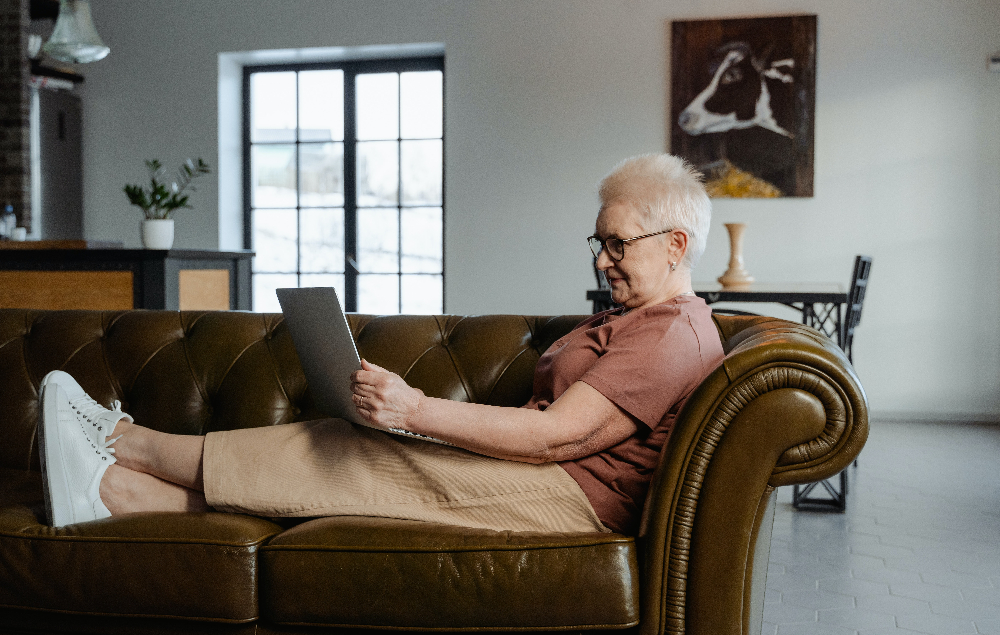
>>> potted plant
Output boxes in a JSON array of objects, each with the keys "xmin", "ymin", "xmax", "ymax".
[{"xmin": 124, "ymin": 158, "xmax": 211, "ymax": 249}]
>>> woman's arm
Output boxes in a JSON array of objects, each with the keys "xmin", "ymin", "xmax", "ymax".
[{"xmin": 351, "ymin": 360, "xmax": 638, "ymax": 463}]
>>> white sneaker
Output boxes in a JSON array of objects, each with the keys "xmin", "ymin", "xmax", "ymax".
[
  {"xmin": 38, "ymin": 382, "xmax": 117, "ymax": 527},
  {"xmin": 41, "ymin": 371, "xmax": 132, "ymax": 452}
]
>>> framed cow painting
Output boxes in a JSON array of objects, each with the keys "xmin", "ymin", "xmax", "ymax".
[{"xmin": 670, "ymin": 15, "xmax": 816, "ymax": 197}]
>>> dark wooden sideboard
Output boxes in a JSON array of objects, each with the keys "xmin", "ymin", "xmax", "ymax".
[{"xmin": 0, "ymin": 242, "xmax": 254, "ymax": 311}]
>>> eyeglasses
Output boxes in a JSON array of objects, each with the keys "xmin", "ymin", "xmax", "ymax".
[{"xmin": 588, "ymin": 229, "xmax": 673, "ymax": 261}]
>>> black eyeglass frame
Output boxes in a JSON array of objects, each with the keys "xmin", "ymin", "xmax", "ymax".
[{"xmin": 587, "ymin": 229, "xmax": 674, "ymax": 262}]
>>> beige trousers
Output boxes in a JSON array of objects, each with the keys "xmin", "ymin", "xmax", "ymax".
[{"xmin": 203, "ymin": 419, "xmax": 608, "ymax": 533}]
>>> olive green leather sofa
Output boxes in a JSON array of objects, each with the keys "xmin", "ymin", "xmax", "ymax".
[{"xmin": 0, "ymin": 308, "xmax": 867, "ymax": 635}]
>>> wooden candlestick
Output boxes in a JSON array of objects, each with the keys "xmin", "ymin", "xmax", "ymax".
[{"xmin": 717, "ymin": 223, "xmax": 754, "ymax": 288}]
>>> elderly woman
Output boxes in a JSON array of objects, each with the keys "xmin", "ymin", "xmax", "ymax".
[{"xmin": 38, "ymin": 153, "xmax": 723, "ymax": 535}]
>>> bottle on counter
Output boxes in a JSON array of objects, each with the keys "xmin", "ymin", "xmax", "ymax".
[{"xmin": 0, "ymin": 205, "xmax": 15, "ymax": 241}]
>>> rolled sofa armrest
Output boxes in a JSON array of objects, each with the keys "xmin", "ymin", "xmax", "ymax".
[{"xmin": 638, "ymin": 317, "xmax": 868, "ymax": 635}]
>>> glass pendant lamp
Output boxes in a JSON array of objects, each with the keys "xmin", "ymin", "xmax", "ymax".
[{"xmin": 42, "ymin": 0, "xmax": 110, "ymax": 64}]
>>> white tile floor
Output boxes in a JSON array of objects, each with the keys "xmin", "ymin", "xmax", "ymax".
[{"xmin": 763, "ymin": 420, "xmax": 1000, "ymax": 635}]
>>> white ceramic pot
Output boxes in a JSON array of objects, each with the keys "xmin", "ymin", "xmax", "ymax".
[{"xmin": 141, "ymin": 219, "xmax": 174, "ymax": 249}]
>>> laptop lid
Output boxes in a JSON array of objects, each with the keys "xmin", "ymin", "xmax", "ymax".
[
  {"xmin": 276, "ymin": 287, "xmax": 366, "ymax": 427},
  {"xmin": 276, "ymin": 287, "xmax": 451, "ymax": 445}
]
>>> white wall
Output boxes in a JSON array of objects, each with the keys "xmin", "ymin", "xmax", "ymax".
[{"xmin": 79, "ymin": 0, "xmax": 1000, "ymax": 421}]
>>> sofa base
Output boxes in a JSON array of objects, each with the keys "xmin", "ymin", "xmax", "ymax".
[
  {"xmin": 0, "ymin": 608, "xmax": 258, "ymax": 635},
  {"xmin": 0, "ymin": 607, "xmax": 642, "ymax": 635}
]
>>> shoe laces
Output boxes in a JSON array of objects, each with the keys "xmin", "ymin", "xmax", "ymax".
[{"xmin": 71, "ymin": 395, "xmax": 125, "ymax": 453}]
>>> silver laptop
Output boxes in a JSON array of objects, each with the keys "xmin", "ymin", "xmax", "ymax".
[{"xmin": 275, "ymin": 287, "xmax": 450, "ymax": 445}]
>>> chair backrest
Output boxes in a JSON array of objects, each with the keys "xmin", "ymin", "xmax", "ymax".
[{"xmin": 842, "ymin": 255, "xmax": 873, "ymax": 362}]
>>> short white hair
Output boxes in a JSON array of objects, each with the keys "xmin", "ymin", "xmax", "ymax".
[{"xmin": 598, "ymin": 154, "xmax": 712, "ymax": 269}]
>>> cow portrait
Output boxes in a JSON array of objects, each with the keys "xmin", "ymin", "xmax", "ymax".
[{"xmin": 670, "ymin": 15, "xmax": 816, "ymax": 197}]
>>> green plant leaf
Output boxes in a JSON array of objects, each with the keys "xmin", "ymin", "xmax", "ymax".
[{"xmin": 125, "ymin": 157, "xmax": 212, "ymax": 220}]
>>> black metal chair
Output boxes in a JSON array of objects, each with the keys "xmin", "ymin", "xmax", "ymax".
[
  {"xmin": 792, "ymin": 255, "xmax": 872, "ymax": 511},
  {"xmin": 841, "ymin": 255, "xmax": 873, "ymax": 364}
]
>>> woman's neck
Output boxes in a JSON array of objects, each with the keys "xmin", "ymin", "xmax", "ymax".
[
  {"xmin": 624, "ymin": 273, "xmax": 694, "ymax": 312},
  {"xmin": 620, "ymin": 290, "xmax": 696, "ymax": 316}
]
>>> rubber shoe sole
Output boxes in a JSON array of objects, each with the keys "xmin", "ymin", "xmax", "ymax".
[
  {"xmin": 40, "ymin": 383, "xmax": 74, "ymax": 526},
  {"xmin": 37, "ymin": 384, "xmax": 56, "ymax": 527},
  {"xmin": 38, "ymin": 383, "xmax": 114, "ymax": 527}
]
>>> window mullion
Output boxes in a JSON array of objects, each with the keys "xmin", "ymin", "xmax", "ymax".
[
  {"xmin": 344, "ymin": 67, "xmax": 359, "ymax": 312},
  {"xmin": 397, "ymin": 73, "xmax": 403, "ymax": 313},
  {"xmin": 242, "ymin": 69, "xmax": 252, "ymax": 251},
  {"xmin": 294, "ymin": 71, "xmax": 302, "ymax": 288}
]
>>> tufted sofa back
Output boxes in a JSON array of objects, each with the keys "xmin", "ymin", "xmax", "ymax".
[{"xmin": 0, "ymin": 309, "xmax": 585, "ymax": 472}]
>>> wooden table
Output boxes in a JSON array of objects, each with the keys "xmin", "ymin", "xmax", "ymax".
[{"xmin": 0, "ymin": 241, "xmax": 254, "ymax": 311}]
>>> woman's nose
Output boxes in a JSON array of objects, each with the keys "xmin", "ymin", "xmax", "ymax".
[{"xmin": 595, "ymin": 248, "xmax": 614, "ymax": 270}]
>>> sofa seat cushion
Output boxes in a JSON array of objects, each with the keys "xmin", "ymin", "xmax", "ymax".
[
  {"xmin": 0, "ymin": 469, "xmax": 284, "ymax": 624},
  {"xmin": 260, "ymin": 516, "xmax": 640, "ymax": 630}
]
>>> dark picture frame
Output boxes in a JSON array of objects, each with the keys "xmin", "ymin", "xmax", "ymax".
[{"xmin": 670, "ymin": 15, "xmax": 816, "ymax": 198}]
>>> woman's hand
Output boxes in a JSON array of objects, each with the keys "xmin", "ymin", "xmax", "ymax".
[{"xmin": 350, "ymin": 359, "xmax": 424, "ymax": 430}]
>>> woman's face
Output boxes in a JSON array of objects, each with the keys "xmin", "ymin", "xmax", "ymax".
[{"xmin": 594, "ymin": 202, "xmax": 679, "ymax": 310}]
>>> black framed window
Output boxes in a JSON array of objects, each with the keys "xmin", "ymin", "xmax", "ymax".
[{"xmin": 244, "ymin": 57, "xmax": 444, "ymax": 313}]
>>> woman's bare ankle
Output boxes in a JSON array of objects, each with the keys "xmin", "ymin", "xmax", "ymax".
[
  {"xmin": 100, "ymin": 463, "xmax": 211, "ymax": 515},
  {"xmin": 107, "ymin": 418, "xmax": 147, "ymax": 473},
  {"xmin": 106, "ymin": 421, "xmax": 205, "ymax": 492},
  {"xmin": 100, "ymin": 464, "xmax": 129, "ymax": 515}
]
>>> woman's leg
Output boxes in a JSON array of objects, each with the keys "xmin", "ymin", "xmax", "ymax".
[
  {"xmin": 39, "ymin": 371, "xmax": 212, "ymax": 521},
  {"xmin": 109, "ymin": 419, "xmax": 205, "ymax": 491},
  {"xmin": 100, "ymin": 419, "xmax": 210, "ymax": 513},
  {"xmin": 100, "ymin": 464, "xmax": 211, "ymax": 514}
]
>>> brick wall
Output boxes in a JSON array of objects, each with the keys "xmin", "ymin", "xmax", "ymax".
[{"xmin": 0, "ymin": 0, "xmax": 29, "ymax": 229}]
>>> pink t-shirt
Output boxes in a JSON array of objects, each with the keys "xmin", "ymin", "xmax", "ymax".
[{"xmin": 522, "ymin": 296, "xmax": 724, "ymax": 534}]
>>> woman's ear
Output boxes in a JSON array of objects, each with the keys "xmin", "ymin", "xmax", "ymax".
[{"xmin": 668, "ymin": 230, "xmax": 689, "ymax": 265}]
